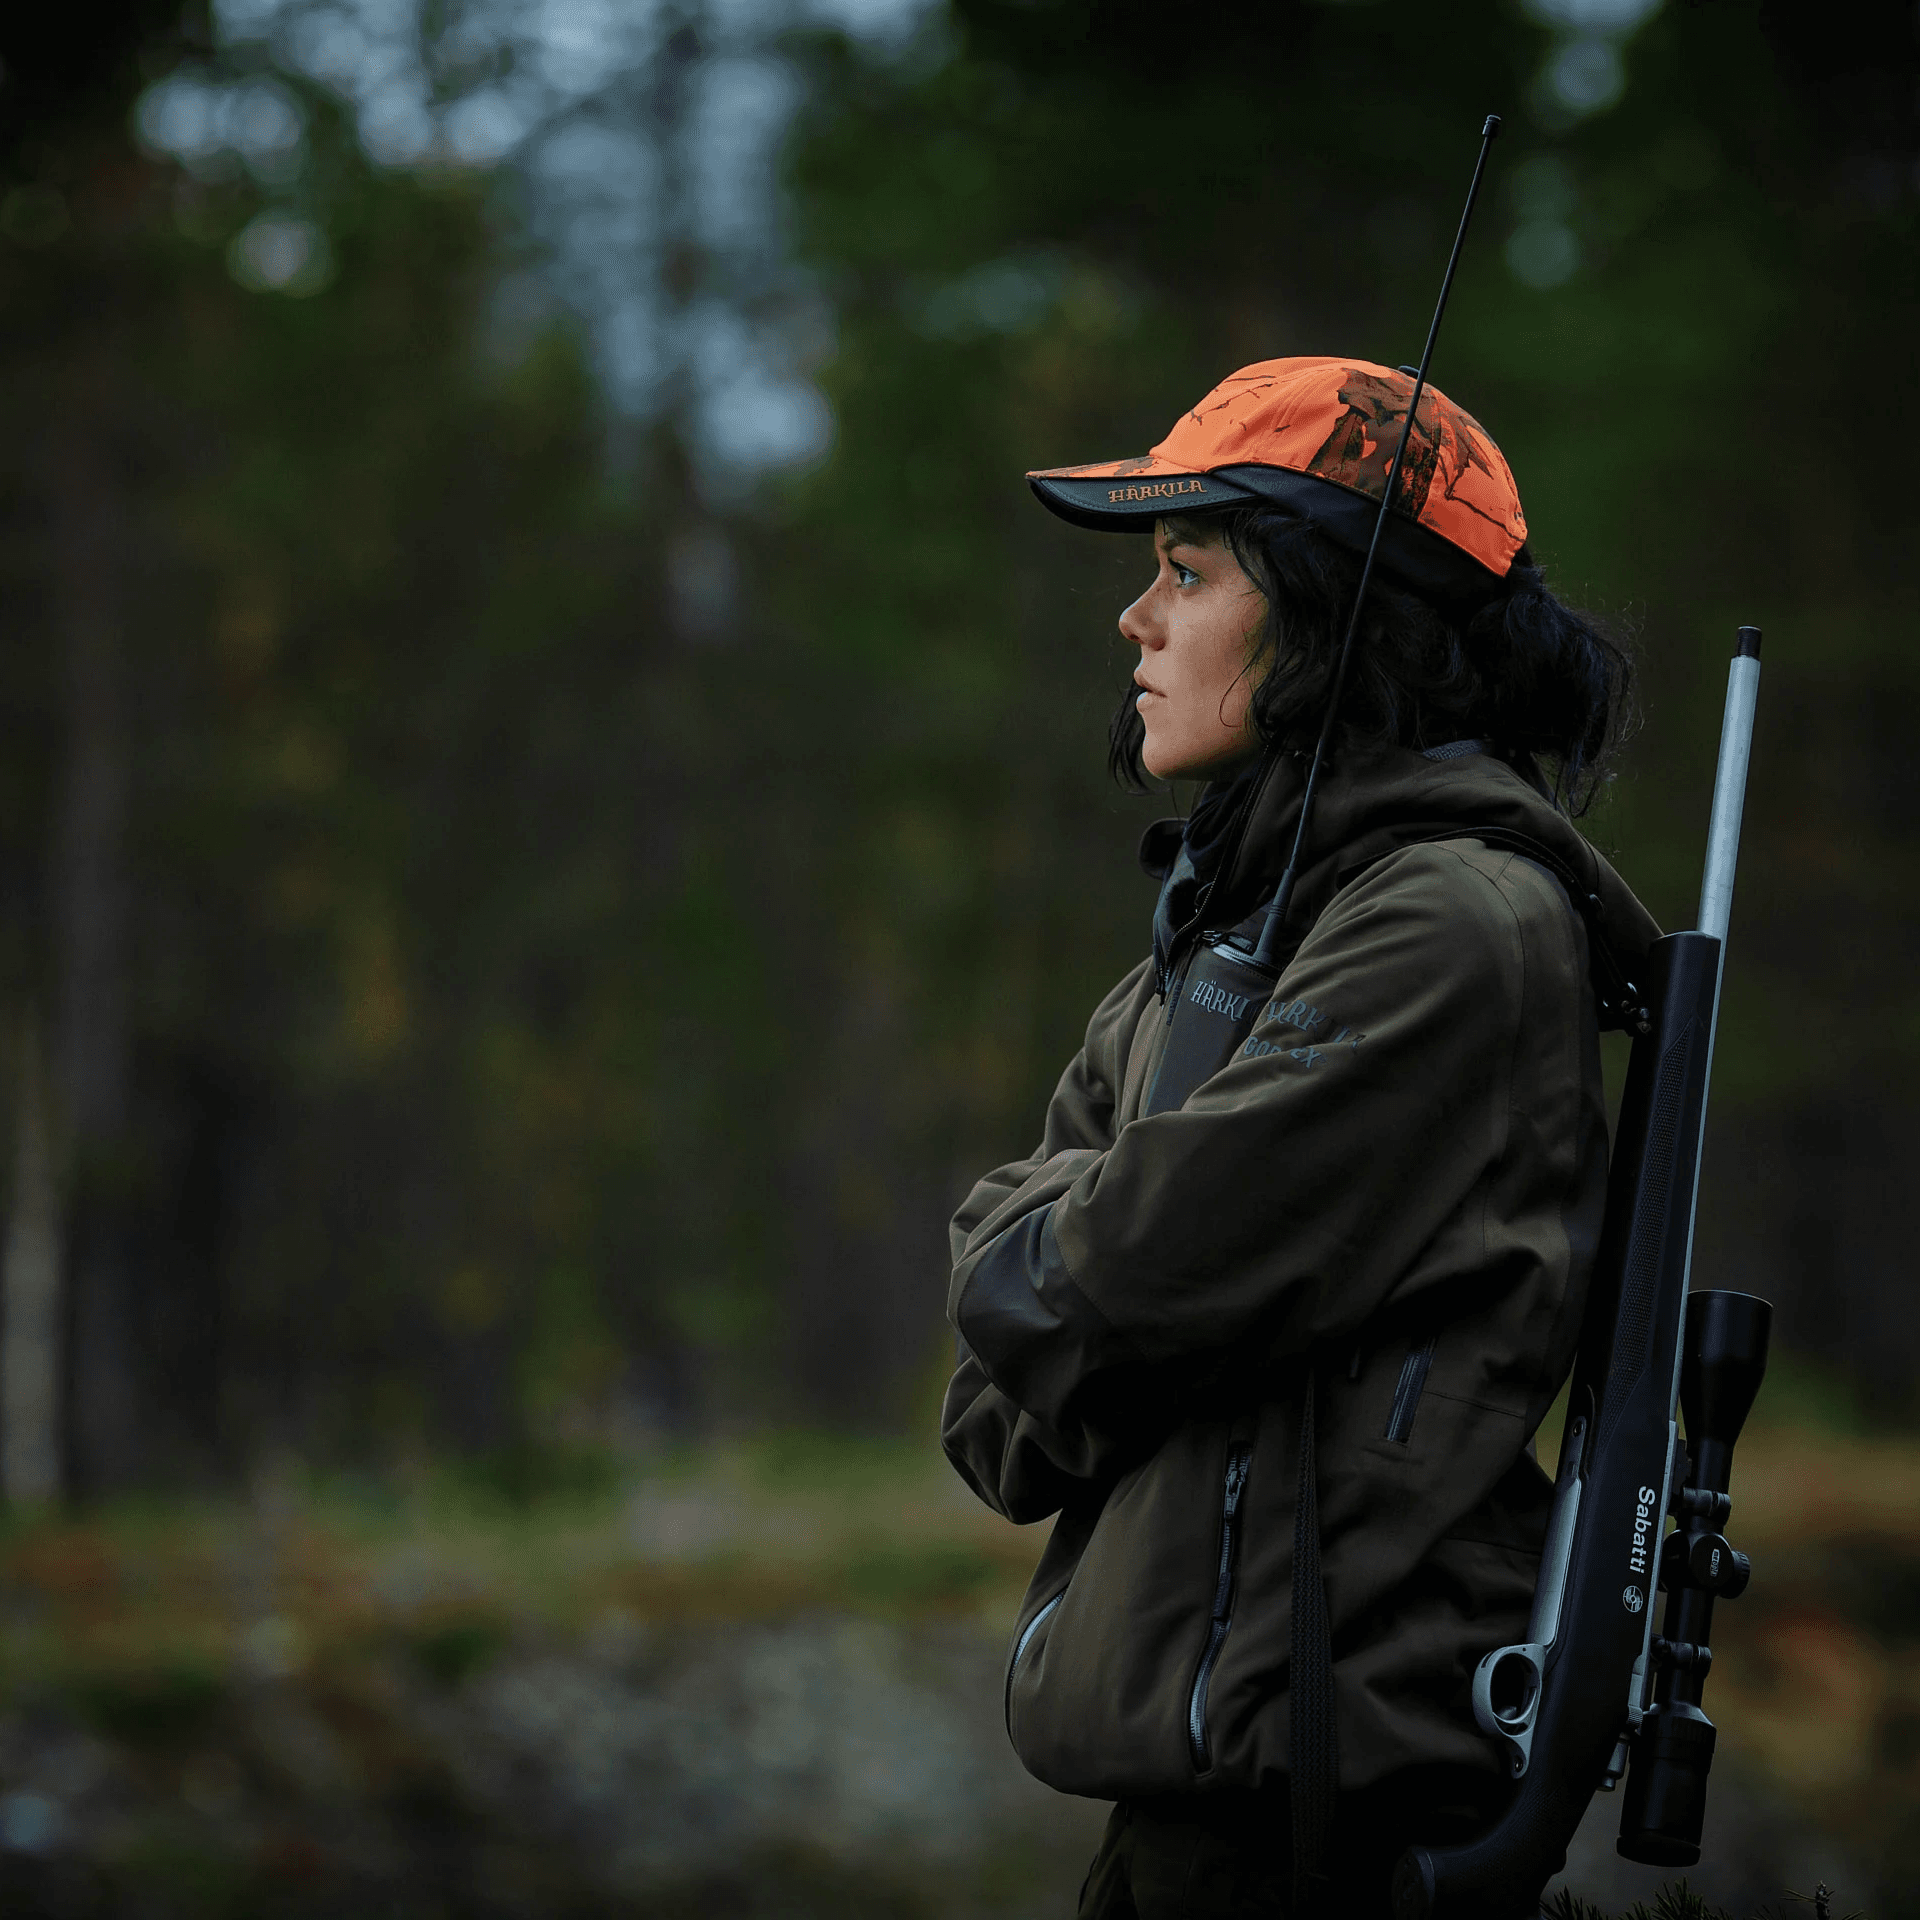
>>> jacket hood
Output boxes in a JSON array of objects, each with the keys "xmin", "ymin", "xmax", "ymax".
[{"xmin": 1151, "ymin": 744, "xmax": 1661, "ymax": 1015}]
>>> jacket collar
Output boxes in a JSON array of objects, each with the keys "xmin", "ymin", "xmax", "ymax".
[{"xmin": 1151, "ymin": 743, "xmax": 1660, "ymax": 1000}]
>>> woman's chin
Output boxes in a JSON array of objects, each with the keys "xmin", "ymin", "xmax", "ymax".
[
  {"xmin": 1144, "ymin": 741, "xmax": 1246, "ymax": 783},
  {"xmin": 1141, "ymin": 733, "xmax": 1195, "ymax": 781}
]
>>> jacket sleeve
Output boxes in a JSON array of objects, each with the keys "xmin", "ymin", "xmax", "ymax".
[
  {"xmin": 950, "ymin": 846, "xmax": 1532, "ymax": 1447},
  {"xmin": 940, "ymin": 1345, "xmax": 1124, "ymax": 1523},
  {"xmin": 940, "ymin": 959, "xmax": 1153, "ymax": 1521}
]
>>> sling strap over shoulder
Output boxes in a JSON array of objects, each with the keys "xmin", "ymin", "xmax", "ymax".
[{"xmin": 1362, "ymin": 826, "xmax": 1651, "ymax": 1037}]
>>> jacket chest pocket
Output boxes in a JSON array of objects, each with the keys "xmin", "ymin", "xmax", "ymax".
[{"xmin": 1385, "ymin": 1335, "xmax": 1438, "ymax": 1444}]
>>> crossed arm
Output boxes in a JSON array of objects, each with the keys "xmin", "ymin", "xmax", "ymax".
[{"xmin": 942, "ymin": 847, "xmax": 1528, "ymax": 1523}]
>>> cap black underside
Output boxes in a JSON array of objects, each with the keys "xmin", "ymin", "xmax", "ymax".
[{"xmin": 1027, "ymin": 463, "xmax": 1509, "ymax": 608}]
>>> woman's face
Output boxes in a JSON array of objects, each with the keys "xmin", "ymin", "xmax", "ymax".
[{"xmin": 1119, "ymin": 521, "xmax": 1267, "ymax": 781}]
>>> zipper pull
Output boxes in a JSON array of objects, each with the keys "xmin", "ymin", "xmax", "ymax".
[{"xmin": 1222, "ymin": 1448, "xmax": 1251, "ymax": 1515}]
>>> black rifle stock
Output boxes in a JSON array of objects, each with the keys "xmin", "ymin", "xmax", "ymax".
[{"xmin": 1394, "ymin": 629, "xmax": 1768, "ymax": 1919}]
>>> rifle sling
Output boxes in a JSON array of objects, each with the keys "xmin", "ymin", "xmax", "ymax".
[
  {"xmin": 1290, "ymin": 1370, "xmax": 1337, "ymax": 1915},
  {"xmin": 1355, "ymin": 825, "xmax": 1648, "ymax": 1034}
]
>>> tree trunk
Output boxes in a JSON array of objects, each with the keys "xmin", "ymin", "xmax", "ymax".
[
  {"xmin": 49, "ymin": 406, "xmax": 139, "ymax": 1493},
  {"xmin": 3, "ymin": 1021, "xmax": 62, "ymax": 1506}
]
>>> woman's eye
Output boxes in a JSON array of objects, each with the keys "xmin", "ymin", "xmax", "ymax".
[{"xmin": 1172, "ymin": 562, "xmax": 1199, "ymax": 587}]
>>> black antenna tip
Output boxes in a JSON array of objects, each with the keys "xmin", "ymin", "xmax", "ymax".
[
  {"xmin": 1735, "ymin": 625, "xmax": 1762, "ymax": 659},
  {"xmin": 1483, "ymin": 114, "xmax": 1502, "ymax": 139}
]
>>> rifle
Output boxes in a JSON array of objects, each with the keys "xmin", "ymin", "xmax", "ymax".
[{"xmin": 1393, "ymin": 630, "xmax": 1771, "ymax": 1917}]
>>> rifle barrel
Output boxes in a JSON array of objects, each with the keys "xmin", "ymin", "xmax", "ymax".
[{"xmin": 1697, "ymin": 629, "xmax": 1762, "ymax": 942}]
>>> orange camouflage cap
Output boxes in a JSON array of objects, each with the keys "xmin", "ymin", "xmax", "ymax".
[{"xmin": 1027, "ymin": 356, "xmax": 1529, "ymax": 605}]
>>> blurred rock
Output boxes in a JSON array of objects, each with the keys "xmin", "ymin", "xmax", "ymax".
[
  {"xmin": 437, "ymin": 1616, "xmax": 1107, "ymax": 1910},
  {"xmin": 0, "ymin": 1600, "xmax": 1892, "ymax": 1916},
  {"xmin": 0, "ymin": 1614, "xmax": 1109, "ymax": 1917}
]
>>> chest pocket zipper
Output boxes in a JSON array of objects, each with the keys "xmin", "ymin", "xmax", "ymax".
[
  {"xmin": 1385, "ymin": 1335, "xmax": 1438, "ymax": 1444},
  {"xmin": 1187, "ymin": 1444, "xmax": 1253, "ymax": 1772}
]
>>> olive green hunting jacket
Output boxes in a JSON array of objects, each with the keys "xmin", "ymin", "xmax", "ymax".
[{"xmin": 942, "ymin": 744, "xmax": 1660, "ymax": 1804}]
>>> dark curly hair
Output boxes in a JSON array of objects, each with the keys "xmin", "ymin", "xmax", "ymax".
[{"xmin": 1107, "ymin": 506, "xmax": 1635, "ymax": 816}]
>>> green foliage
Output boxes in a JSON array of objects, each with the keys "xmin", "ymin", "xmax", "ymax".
[
  {"xmin": 746, "ymin": 1432, "xmax": 933, "ymax": 1493},
  {"xmin": 456, "ymin": 1440, "xmax": 627, "ymax": 1511},
  {"xmin": 1544, "ymin": 1882, "xmax": 1863, "ymax": 1920},
  {"xmin": 1750, "ymin": 1353, "xmax": 1872, "ymax": 1438},
  {"xmin": 409, "ymin": 1612, "xmax": 511, "ymax": 1688},
  {"xmin": 104, "ymin": 1824, "xmax": 253, "ymax": 1918},
  {"xmin": 1615, "ymin": 1887, "xmax": 1732, "ymax": 1920},
  {"xmin": 74, "ymin": 1662, "xmax": 226, "ymax": 1745},
  {"xmin": 836, "ymin": 1539, "xmax": 998, "ymax": 1611},
  {"xmin": 1546, "ymin": 1895, "xmax": 1617, "ymax": 1920}
]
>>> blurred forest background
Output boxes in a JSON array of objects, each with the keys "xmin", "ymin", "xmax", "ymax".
[
  {"xmin": 0, "ymin": 0, "xmax": 1912, "ymax": 1912},
  {"xmin": 4, "ymin": 0, "xmax": 1917, "ymax": 1493}
]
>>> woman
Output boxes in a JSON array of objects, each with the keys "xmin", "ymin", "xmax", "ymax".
[{"xmin": 941, "ymin": 357, "xmax": 1660, "ymax": 1919}]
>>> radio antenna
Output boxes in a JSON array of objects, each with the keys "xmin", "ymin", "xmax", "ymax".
[{"xmin": 1249, "ymin": 114, "xmax": 1502, "ymax": 970}]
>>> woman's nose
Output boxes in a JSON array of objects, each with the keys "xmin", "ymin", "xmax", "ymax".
[{"xmin": 1118, "ymin": 586, "xmax": 1158, "ymax": 650}]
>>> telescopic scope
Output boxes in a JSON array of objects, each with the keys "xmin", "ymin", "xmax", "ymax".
[{"xmin": 1617, "ymin": 1288, "xmax": 1771, "ymax": 1866}]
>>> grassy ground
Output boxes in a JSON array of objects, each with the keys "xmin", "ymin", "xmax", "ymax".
[
  {"xmin": 0, "ymin": 1436, "xmax": 1075, "ymax": 1917},
  {"xmin": 0, "ymin": 1433, "xmax": 1041, "ymax": 1680},
  {"xmin": 0, "ymin": 1410, "xmax": 1909, "ymax": 1915}
]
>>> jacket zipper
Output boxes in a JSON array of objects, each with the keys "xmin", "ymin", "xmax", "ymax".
[
  {"xmin": 1004, "ymin": 1592, "xmax": 1064, "ymax": 1729},
  {"xmin": 1156, "ymin": 755, "xmax": 1280, "ymax": 1001},
  {"xmin": 1160, "ymin": 948, "xmax": 1193, "ymax": 1026},
  {"xmin": 1187, "ymin": 1444, "xmax": 1253, "ymax": 1772},
  {"xmin": 1385, "ymin": 1336, "xmax": 1437, "ymax": 1444}
]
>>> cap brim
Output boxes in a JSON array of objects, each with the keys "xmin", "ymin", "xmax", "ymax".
[
  {"xmin": 1026, "ymin": 457, "xmax": 1257, "ymax": 531},
  {"xmin": 1027, "ymin": 455, "xmax": 1509, "ymax": 608}
]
